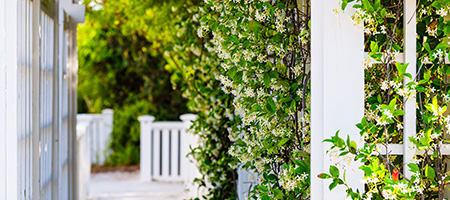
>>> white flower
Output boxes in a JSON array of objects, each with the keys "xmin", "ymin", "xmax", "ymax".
[
  {"xmin": 197, "ymin": 25, "xmax": 209, "ymax": 38},
  {"xmin": 382, "ymin": 189, "xmax": 397, "ymax": 200},
  {"xmin": 437, "ymin": 8, "xmax": 448, "ymax": 17},
  {"xmin": 380, "ymin": 25, "xmax": 387, "ymax": 34},
  {"xmin": 381, "ymin": 80, "xmax": 389, "ymax": 90},
  {"xmin": 443, "ymin": 94, "xmax": 450, "ymax": 102}
]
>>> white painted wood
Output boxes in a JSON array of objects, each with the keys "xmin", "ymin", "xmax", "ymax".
[
  {"xmin": 311, "ymin": 1, "xmax": 364, "ymax": 199},
  {"xmin": 153, "ymin": 128, "xmax": 161, "ymax": 178},
  {"xmin": 102, "ymin": 109, "xmax": 113, "ymax": 162},
  {"xmin": 138, "ymin": 114, "xmax": 197, "ymax": 183},
  {"xmin": 152, "ymin": 122, "xmax": 185, "ymax": 129},
  {"xmin": 237, "ymin": 168, "xmax": 257, "ymax": 200},
  {"xmin": 376, "ymin": 144, "xmax": 450, "ymax": 156},
  {"xmin": 138, "ymin": 115, "xmax": 154, "ymax": 182},
  {"xmin": 162, "ymin": 129, "xmax": 170, "ymax": 180},
  {"xmin": 31, "ymin": 0, "xmax": 41, "ymax": 199},
  {"xmin": 171, "ymin": 128, "xmax": 179, "ymax": 179},
  {"xmin": 179, "ymin": 114, "xmax": 201, "ymax": 198},
  {"xmin": 403, "ymin": 0, "xmax": 417, "ymax": 179},
  {"xmin": 5, "ymin": 0, "xmax": 19, "ymax": 199},
  {"xmin": 61, "ymin": 0, "xmax": 85, "ymax": 23},
  {"xmin": 0, "ymin": 0, "xmax": 6, "ymax": 199},
  {"xmin": 178, "ymin": 123, "xmax": 187, "ymax": 182}
]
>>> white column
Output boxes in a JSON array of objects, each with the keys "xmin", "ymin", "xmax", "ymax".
[
  {"xmin": 138, "ymin": 115, "xmax": 155, "ymax": 182},
  {"xmin": 311, "ymin": 0, "xmax": 364, "ymax": 199},
  {"xmin": 403, "ymin": 0, "xmax": 416, "ymax": 179}
]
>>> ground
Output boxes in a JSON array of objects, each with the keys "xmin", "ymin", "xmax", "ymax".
[{"xmin": 87, "ymin": 170, "xmax": 189, "ymax": 200}]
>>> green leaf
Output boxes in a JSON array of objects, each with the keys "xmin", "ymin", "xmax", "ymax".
[
  {"xmin": 370, "ymin": 41, "xmax": 378, "ymax": 52},
  {"xmin": 341, "ymin": 0, "xmax": 348, "ymax": 10},
  {"xmin": 278, "ymin": 138, "xmax": 290, "ymax": 147},
  {"xmin": 265, "ymin": 99, "xmax": 276, "ymax": 113},
  {"xmin": 330, "ymin": 166, "xmax": 339, "ymax": 177},
  {"xmin": 425, "ymin": 165, "xmax": 436, "ymax": 179},
  {"xmin": 384, "ymin": 178, "xmax": 396, "ymax": 185},
  {"xmin": 395, "ymin": 62, "xmax": 408, "ymax": 77},
  {"xmin": 362, "ymin": 0, "xmax": 374, "ymax": 12},
  {"xmin": 230, "ymin": 35, "xmax": 239, "ymax": 44},
  {"xmin": 279, "ymin": 97, "xmax": 292, "ymax": 103},
  {"xmin": 329, "ymin": 179, "xmax": 339, "ymax": 190},
  {"xmin": 257, "ymin": 185, "xmax": 269, "ymax": 192},
  {"xmin": 393, "ymin": 110, "xmax": 405, "ymax": 116},
  {"xmin": 408, "ymin": 163, "xmax": 420, "ymax": 173},
  {"xmin": 318, "ymin": 173, "xmax": 331, "ymax": 179},
  {"xmin": 432, "ymin": 96, "xmax": 438, "ymax": 110},
  {"xmin": 380, "ymin": 8, "xmax": 386, "ymax": 18},
  {"xmin": 263, "ymin": 72, "xmax": 271, "ymax": 87},
  {"xmin": 424, "ymin": 43, "xmax": 431, "ymax": 52}
]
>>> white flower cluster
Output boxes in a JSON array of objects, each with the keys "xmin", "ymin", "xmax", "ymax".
[
  {"xmin": 328, "ymin": 148, "xmax": 356, "ymax": 170},
  {"xmin": 278, "ymin": 169, "xmax": 308, "ymax": 191},
  {"xmin": 381, "ymin": 189, "xmax": 397, "ymax": 200},
  {"xmin": 432, "ymin": 49, "xmax": 445, "ymax": 63}
]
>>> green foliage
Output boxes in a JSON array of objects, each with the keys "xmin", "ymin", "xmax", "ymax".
[
  {"xmin": 107, "ymin": 100, "xmax": 153, "ymax": 166},
  {"xmin": 187, "ymin": 0, "xmax": 312, "ymax": 199},
  {"xmin": 321, "ymin": 0, "xmax": 450, "ymax": 199},
  {"xmin": 77, "ymin": 0, "xmax": 188, "ymax": 166},
  {"xmin": 165, "ymin": 0, "xmax": 238, "ymax": 198}
]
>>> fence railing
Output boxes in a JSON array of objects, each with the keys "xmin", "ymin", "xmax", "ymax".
[
  {"xmin": 75, "ymin": 122, "xmax": 91, "ymax": 200},
  {"xmin": 75, "ymin": 109, "xmax": 113, "ymax": 199},
  {"xmin": 77, "ymin": 109, "xmax": 113, "ymax": 166},
  {"xmin": 138, "ymin": 114, "xmax": 199, "ymax": 184}
]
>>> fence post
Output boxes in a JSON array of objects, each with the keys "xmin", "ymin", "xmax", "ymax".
[
  {"xmin": 101, "ymin": 109, "xmax": 114, "ymax": 165},
  {"xmin": 138, "ymin": 115, "xmax": 155, "ymax": 182},
  {"xmin": 179, "ymin": 114, "xmax": 199, "ymax": 196}
]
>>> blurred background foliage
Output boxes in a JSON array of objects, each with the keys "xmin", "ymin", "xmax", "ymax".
[
  {"xmin": 77, "ymin": 0, "xmax": 188, "ymax": 166},
  {"xmin": 78, "ymin": 0, "xmax": 236, "ymax": 198}
]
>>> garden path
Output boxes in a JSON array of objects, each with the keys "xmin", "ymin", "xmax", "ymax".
[{"xmin": 87, "ymin": 170, "xmax": 189, "ymax": 200}]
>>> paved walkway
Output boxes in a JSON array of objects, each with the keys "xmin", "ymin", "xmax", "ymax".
[{"xmin": 87, "ymin": 170, "xmax": 189, "ymax": 200}]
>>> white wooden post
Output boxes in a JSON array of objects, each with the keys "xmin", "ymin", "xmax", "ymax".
[
  {"xmin": 31, "ymin": 0, "xmax": 41, "ymax": 199},
  {"xmin": 237, "ymin": 168, "xmax": 257, "ymax": 200},
  {"xmin": 311, "ymin": 0, "xmax": 364, "ymax": 199},
  {"xmin": 180, "ymin": 114, "xmax": 199, "ymax": 196},
  {"xmin": 5, "ymin": 0, "xmax": 19, "ymax": 199},
  {"xmin": 403, "ymin": 0, "xmax": 416, "ymax": 179},
  {"xmin": 171, "ymin": 128, "xmax": 179, "ymax": 178},
  {"xmin": 138, "ymin": 115, "xmax": 155, "ymax": 182},
  {"xmin": 0, "ymin": 0, "xmax": 6, "ymax": 198},
  {"xmin": 154, "ymin": 127, "xmax": 161, "ymax": 179},
  {"xmin": 162, "ymin": 128, "xmax": 170, "ymax": 180},
  {"xmin": 101, "ymin": 109, "xmax": 113, "ymax": 165}
]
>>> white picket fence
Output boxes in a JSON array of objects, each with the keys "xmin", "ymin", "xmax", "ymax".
[
  {"xmin": 77, "ymin": 109, "xmax": 114, "ymax": 166},
  {"xmin": 139, "ymin": 114, "xmax": 204, "ymax": 196},
  {"xmin": 75, "ymin": 109, "xmax": 113, "ymax": 200}
]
